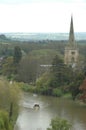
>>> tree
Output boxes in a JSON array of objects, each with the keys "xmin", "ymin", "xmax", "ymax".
[
  {"xmin": 13, "ymin": 46, "xmax": 22, "ymax": 64},
  {"xmin": 79, "ymin": 78, "xmax": 86, "ymax": 103},
  {"xmin": 50, "ymin": 55, "xmax": 73, "ymax": 87},
  {"xmin": 36, "ymin": 72, "xmax": 52, "ymax": 95},
  {"xmin": 1, "ymin": 56, "xmax": 16, "ymax": 79},
  {"xmin": 0, "ymin": 79, "xmax": 21, "ymax": 122},
  {"xmin": 47, "ymin": 117, "xmax": 72, "ymax": 130},
  {"xmin": 17, "ymin": 55, "xmax": 38, "ymax": 83},
  {"xmin": 70, "ymin": 71, "xmax": 85, "ymax": 100},
  {"xmin": 35, "ymin": 55, "xmax": 73, "ymax": 96}
]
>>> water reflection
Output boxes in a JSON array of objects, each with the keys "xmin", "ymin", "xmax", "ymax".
[{"xmin": 15, "ymin": 93, "xmax": 86, "ymax": 130}]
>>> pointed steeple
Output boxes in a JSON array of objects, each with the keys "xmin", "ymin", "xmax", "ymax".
[
  {"xmin": 69, "ymin": 16, "xmax": 76, "ymax": 48},
  {"xmin": 64, "ymin": 15, "xmax": 79, "ymax": 67}
]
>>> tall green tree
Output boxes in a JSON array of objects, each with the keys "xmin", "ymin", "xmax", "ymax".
[
  {"xmin": 50, "ymin": 55, "xmax": 73, "ymax": 87},
  {"xmin": 0, "ymin": 79, "xmax": 21, "ymax": 127},
  {"xmin": 1, "ymin": 57, "xmax": 16, "ymax": 79},
  {"xmin": 17, "ymin": 55, "xmax": 38, "ymax": 83},
  {"xmin": 13, "ymin": 46, "xmax": 22, "ymax": 64}
]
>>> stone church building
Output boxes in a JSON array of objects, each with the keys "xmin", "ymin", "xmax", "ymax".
[{"xmin": 64, "ymin": 16, "xmax": 79, "ymax": 68}]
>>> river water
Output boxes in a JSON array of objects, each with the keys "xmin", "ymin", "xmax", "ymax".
[{"xmin": 14, "ymin": 93, "xmax": 86, "ymax": 130}]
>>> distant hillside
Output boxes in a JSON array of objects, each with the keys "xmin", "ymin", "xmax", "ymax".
[
  {"xmin": 0, "ymin": 33, "xmax": 86, "ymax": 44},
  {"xmin": 5, "ymin": 32, "xmax": 86, "ymax": 42},
  {"xmin": 0, "ymin": 34, "xmax": 7, "ymax": 39},
  {"xmin": 0, "ymin": 34, "xmax": 11, "ymax": 43}
]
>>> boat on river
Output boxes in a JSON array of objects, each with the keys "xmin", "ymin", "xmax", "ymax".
[{"xmin": 33, "ymin": 103, "xmax": 40, "ymax": 110}]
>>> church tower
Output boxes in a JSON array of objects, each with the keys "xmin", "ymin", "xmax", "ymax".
[{"xmin": 64, "ymin": 16, "xmax": 79, "ymax": 67}]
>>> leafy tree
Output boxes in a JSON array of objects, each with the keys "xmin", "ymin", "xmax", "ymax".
[
  {"xmin": 36, "ymin": 72, "xmax": 52, "ymax": 95},
  {"xmin": 50, "ymin": 55, "xmax": 73, "ymax": 87},
  {"xmin": 70, "ymin": 71, "xmax": 85, "ymax": 100},
  {"xmin": 0, "ymin": 79, "xmax": 21, "ymax": 122},
  {"xmin": 79, "ymin": 78, "xmax": 86, "ymax": 103},
  {"xmin": 13, "ymin": 46, "xmax": 22, "ymax": 64},
  {"xmin": 47, "ymin": 117, "xmax": 72, "ymax": 130},
  {"xmin": 1, "ymin": 57, "xmax": 16, "ymax": 79},
  {"xmin": 17, "ymin": 55, "xmax": 38, "ymax": 83},
  {"xmin": 36, "ymin": 55, "xmax": 73, "ymax": 95},
  {"xmin": 2, "ymin": 46, "xmax": 22, "ymax": 79}
]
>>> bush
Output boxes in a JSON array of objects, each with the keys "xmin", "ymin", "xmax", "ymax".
[
  {"xmin": 47, "ymin": 117, "xmax": 72, "ymax": 130},
  {"xmin": 19, "ymin": 82, "xmax": 36, "ymax": 92},
  {"xmin": 52, "ymin": 88, "xmax": 63, "ymax": 97}
]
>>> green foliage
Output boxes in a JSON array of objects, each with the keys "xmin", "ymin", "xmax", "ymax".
[
  {"xmin": 0, "ymin": 38, "xmax": 86, "ymax": 98},
  {"xmin": 17, "ymin": 55, "xmax": 38, "ymax": 83},
  {"xmin": 0, "ymin": 78, "xmax": 21, "ymax": 125},
  {"xmin": 52, "ymin": 88, "xmax": 63, "ymax": 97},
  {"xmin": 50, "ymin": 55, "xmax": 73, "ymax": 87},
  {"xmin": 1, "ymin": 56, "xmax": 19, "ymax": 80},
  {"xmin": 1, "ymin": 47, "xmax": 22, "ymax": 80},
  {"xmin": 17, "ymin": 48, "xmax": 62, "ymax": 84},
  {"xmin": 19, "ymin": 82, "xmax": 36, "ymax": 92},
  {"xmin": 2, "ymin": 57, "xmax": 15, "ymax": 76},
  {"xmin": 69, "ymin": 71, "xmax": 85, "ymax": 100},
  {"xmin": 29, "ymin": 49, "xmax": 60, "ymax": 65},
  {"xmin": 29, "ymin": 49, "xmax": 58, "ymax": 57},
  {"xmin": 35, "ymin": 54, "xmax": 73, "ymax": 96},
  {"xmin": 13, "ymin": 46, "xmax": 22, "ymax": 64},
  {"xmin": 36, "ymin": 72, "xmax": 52, "ymax": 95},
  {"xmin": 47, "ymin": 117, "xmax": 72, "ymax": 130},
  {"xmin": 0, "ymin": 110, "xmax": 12, "ymax": 130},
  {"xmin": 36, "ymin": 72, "xmax": 50, "ymax": 87}
]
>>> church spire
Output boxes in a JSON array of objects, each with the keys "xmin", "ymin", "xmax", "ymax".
[
  {"xmin": 69, "ymin": 16, "xmax": 76, "ymax": 48},
  {"xmin": 64, "ymin": 15, "xmax": 79, "ymax": 67}
]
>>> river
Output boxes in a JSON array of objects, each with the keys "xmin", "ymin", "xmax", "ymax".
[{"xmin": 14, "ymin": 93, "xmax": 86, "ymax": 130}]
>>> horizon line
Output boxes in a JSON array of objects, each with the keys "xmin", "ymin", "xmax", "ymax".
[{"xmin": 0, "ymin": 31, "xmax": 86, "ymax": 34}]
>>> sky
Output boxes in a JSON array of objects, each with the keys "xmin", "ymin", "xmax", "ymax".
[{"xmin": 0, "ymin": 0, "xmax": 86, "ymax": 33}]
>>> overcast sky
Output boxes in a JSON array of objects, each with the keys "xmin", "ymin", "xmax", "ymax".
[{"xmin": 0, "ymin": 0, "xmax": 86, "ymax": 33}]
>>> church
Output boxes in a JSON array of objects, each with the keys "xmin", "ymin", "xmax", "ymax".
[{"xmin": 64, "ymin": 16, "xmax": 79, "ymax": 68}]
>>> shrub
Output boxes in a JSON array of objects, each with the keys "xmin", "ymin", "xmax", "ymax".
[
  {"xmin": 47, "ymin": 117, "xmax": 72, "ymax": 130},
  {"xmin": 0, "ymin": 110, "xmax": 12, "ymax": 130},
  {"xmin": 19, "ymin": 82, "xmax": 36, "ymax": 92},
  {"xmin": 52, "ymin": 88, "xmax": 63, "ymax": 97}
]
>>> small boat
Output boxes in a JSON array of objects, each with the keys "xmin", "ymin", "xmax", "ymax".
[{"xmin": 33, "ymin": 104, "xmax": 40, "ymax": 109}]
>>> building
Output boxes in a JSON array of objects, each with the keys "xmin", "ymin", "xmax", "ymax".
[{"xmin": 64, "ymin": 16, "xmax": 79, "ymax": 68}]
